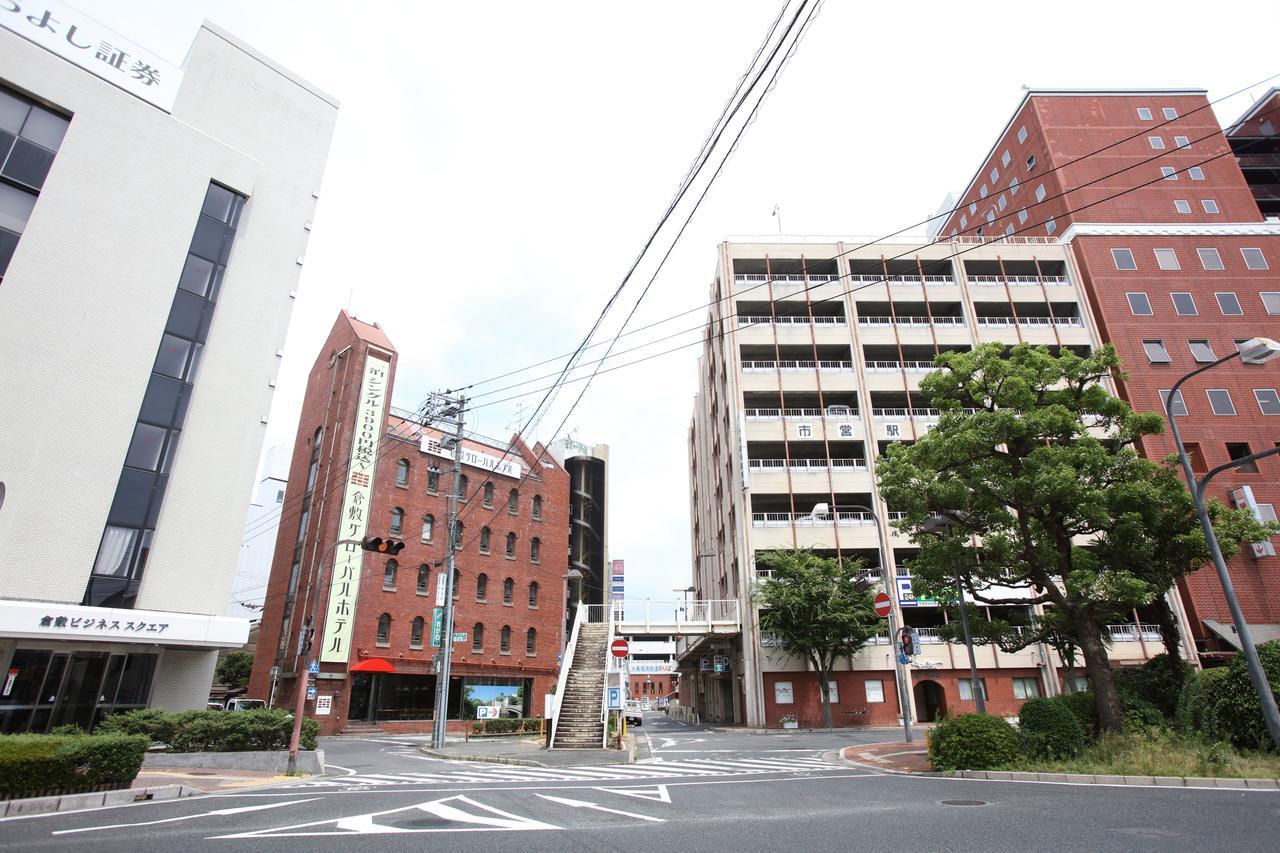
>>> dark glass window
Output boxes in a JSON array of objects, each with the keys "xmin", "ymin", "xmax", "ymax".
[
  {"xmin": 410, "ymin": 617, "xmax": 424, "ymax": 647},
  {"xmin": 138, "ymin": 375, "xmax": 190, "ymax": 428},
  {"xmin": 417, "ymin": 565, "xmax": 429, "ymax": 593},
  {"xmin": 189, "ymin": 216, "xmax": 233, "ymax": 265},
  {"xmin": 154, "ymin": 334, "xmax": 193, "ymax": 379},
  {"xmin": 377, "ymin": 613, "xmax": 391, "ymax": 644},
  {"xmin": 165, "ymin": 290, "xmax": 213, "ymax": 343},
  {"xmin": 125, "ymin": 423, "xmax": 168, "ymax": 471},
  {"xmin": 528, "ymin": 582, "xmax": 539, "ymax": 608},
  {"xmin": 476, "ymin": 573, "xmax": 488, "ymax": 600},
  {"xmin": 503, "ymin": 577, "xmax": 514, "ymax": 605},
  {"xmin": 2, "ymin": 139, "xmax": 54, "ymax": 189},
  {"xmin": 0, "ymin": 88, "xmax": 69, "ymax": 283},
  {"xmin": 500, "ymin": 625, "xmax": 511, "ymax": 653}
]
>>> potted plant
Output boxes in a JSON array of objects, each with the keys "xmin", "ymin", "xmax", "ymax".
[{"xmin": 780, "ymin": 713, "xmax": 799, "ymax": 730}]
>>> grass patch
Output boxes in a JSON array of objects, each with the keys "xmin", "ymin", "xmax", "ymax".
[{"xmin": 1012, "ymin": 728, "xmax": 1280, "ymax": 779}]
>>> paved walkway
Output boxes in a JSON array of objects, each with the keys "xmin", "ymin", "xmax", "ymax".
[
  {"xmin": 840, "ymin": 739, "xmax": 931, "ymax": 773},
  {"xmin": 421, "ymin": 734, "xmax": 636, "ymax": 767},
  {"xmin": 131, "ymin": 767, "xmax": 297, "ymax": 794}
]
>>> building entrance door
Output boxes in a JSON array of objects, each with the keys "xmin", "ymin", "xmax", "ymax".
[
  {"xmin": 348, "ymin": 673, "xmax": 373, "ymax": 721},
  {"xmin": 914, "ymin": 679, "xmax": 946, "ymax": 722}
]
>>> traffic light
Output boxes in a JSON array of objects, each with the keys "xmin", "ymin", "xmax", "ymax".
[
  {"xmin": 361, "ymin": 536, "xmax": 405, "ymax": 555},
  {"xmin": 899, "ymin": 627, "xmax": 914, "ymax": 658}
]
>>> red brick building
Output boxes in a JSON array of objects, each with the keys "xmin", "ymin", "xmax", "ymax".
[
  {"xmin": 248, "ymin": 312, "xmax": 570, "ymax": 734},
  {"xmin": 935, "ymin": 89, "xmax": 1280, "ymax": 659}
]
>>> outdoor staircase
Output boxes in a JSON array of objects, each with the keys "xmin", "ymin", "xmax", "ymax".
[
  {"xmin": 342, "ymin": 720, "xmax": 383, "ymax": 735},
  {"xmin": 552, "ymin": 623, "xmax": 608, "ymax": 748}
]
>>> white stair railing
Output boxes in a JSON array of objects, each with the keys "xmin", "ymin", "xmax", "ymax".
[
  {"xmin": 548, "ymin": 599, "xmax": 586, "ymax": 750},
  {"xmin": 600, "ymin": 602, "xmax": 617, "ymax": 748}
]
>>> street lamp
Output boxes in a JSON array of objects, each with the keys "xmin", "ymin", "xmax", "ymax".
[
  {"xmin": 1165, "ymin": 335, "xmax": 1280, "ymax": 751},
  {"xmin": 809, "ymin": 501, "xmax": 913, "ymax": 742},
  {"xmin": 921, "ymin": 514, "xmax": 986, "ymax": 715}
]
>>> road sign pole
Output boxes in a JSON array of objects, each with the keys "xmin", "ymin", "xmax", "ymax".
[{"xmin": 431, "ymin": 395, "xmax": 465, "ymax": 750}]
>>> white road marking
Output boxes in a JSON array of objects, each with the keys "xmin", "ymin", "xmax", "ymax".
[
  {"xmin": 52, "ymin": 797, "xmax": 322, "ymax": 835},
  {"xmin": 536, "ymin": 794, "xmax": 666, "ymax": 823},
  {"xmin": 596, "ymin": 784, "xmax": 671, "ymax": 803},
  {"xmin": 218, "ymin": 795, "xmax": 558, "ymax": 838},
  {"xmin": 324, "ymin": 763, "xmax": 358, "ymax": 776}
]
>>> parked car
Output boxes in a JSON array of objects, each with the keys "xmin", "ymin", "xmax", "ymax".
[
  {"xmin": 624, "ymin": 700, "xmax": 643, "ymax": 727},
  {"xmin": 225, "ymin": 698, "xmax": 267, "ymax": 712}
]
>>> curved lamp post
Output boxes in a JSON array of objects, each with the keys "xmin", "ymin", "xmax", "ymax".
[{"xmin": 921, "ymin": 514, "xmax": 986, "ymax": 715}]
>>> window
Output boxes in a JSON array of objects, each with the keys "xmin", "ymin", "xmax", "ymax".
[
  {"xmin": 1189, "ymin": 340, "xmax": 1216, "ymax": 362},
  {"xmin": 997, "ymin": 193, "xmax": 1007, "ymax": 212},
  {"xmin": 454, "ymin": 520, "xmax": 463, "ymax": 547},
  {"xmin": 1001, "ymin": 150, "xmax": 1011, "ymax": 167},
  {"xmin": 1017, "ymin": 208, "xmax": 1028, "ymax": 224},
  {"xmin": 383, "ymin": 559, "xmax": 398, "ymax": 590},
  {"xmin": 1126, "ymin": 292, "xmax": 1152, "ymax": 315},
  {"xmin": 1227, "ymin": 443, "xmax": 1259, "ymax": 473},
  {"xmin": 1242, "ymin": 249, "xmax": 1269, "ymax": 271},
  {"xmin": 530, "ymin": 536, "xmax": 541, "ymax": 563},
  {"xmin": 427, "ymin": 467, "xmax": 440, "ymax": 493},
  {"xmin": 980, "ymin": 183, "xmax": 988, "ymax": 199},
  {"xmin": 958, "ymin": 678, "xmax": 988, "ymax": 701},
  {"xmin": 1215, "ymin": 292, "xmax": 1243, "ymax": 315},
  {"xmin": 275, "ymin": 489, "xmax": 284, "ymax": 504},
  {"xmin": 453, "ymin": 568, "xmax": 460, "ymax": 598},
  {"xmin": 968, "ymin": 201, "xmax": 977, "ymax": 215},
  {"xmin": 1184, "ymin": 441, "xmax": 1208, "ymax": 473},
  {"xmin": 505, "ymin": 531, "xmax": 516, "ymax": 558},
  {"xmin": 528, "ymin": 581, "xmax": 539, "ymax": 608},
  {"xmin": 456, "ymin": 474, "xmax": 468, "ymax": 499},
  {"xmin": 389, "ymin": 507, "xmax": 403, "ymax": 536},
  {"xmin": 1154, "ymin": 248, "xmax": 1180, "ymax": 270},
  {"xmin": 1264, "ymin": 292, "xmax": 1280, "ymax": 315},
  {"xmin": 1160, "ymin": 166, "xmax": 1177, "ymax": 181},
  {"xmin": 503, "ymin": 577, "xmax": 514, "ymax": 605},
  {"xmin": 1171, "ymin": 292, "xmax": 1197, "ymax": 316},
  {"xmin": 1174, "ymin": 199, "xmax": 1192, "ymax": 214},
  {"xmin": 377, "ymin": 613, "xmax": 391, "ymax": 644},
  {"xmin": 1197, "ymin": 248, "xmax": 1224, "ymax": 270},
  {"xmin": 1160, "ymin": 389, "xmax": 1187, "ymax": 416},
  {"xmin": 1163, "ymin": 106, "xmax": 1177, "ymax": 120},
  {"xmin": 865, "ymin": 680, "xmax": 885, "ymax": 703},
  {"xmin": 500, "ymin": 625, "xmax": 511, "ymax": 653},
  {"xmin": 986, "ymin": 210, "xmax": 995, "ymax": 224},
  {"xmin": 483, "ymin": 481, "xmax": 494, "ymax": 507},
  {"xmin": 479, "ymin": 526, "xmax": 491, "ymax": 553},
  {"xmin": 527, "ymin": 627, "xmax": 537, "ymax": 655},
  {"xmin": 1034, "ymin": 183, "xmax": 1046, "ymax": 202},
  {"xmin": 1012, "ymin": 677, "xmax": 1041, "ymax": 700},
  {"xmin": 1148, "ymin": 136, "xmax": 1165, "ymax": 149},
  {"xmin": 1045, "ymin": 217, "xmax": 1056, "ymax": 235},
  {"xmin": 959, "ymin": 214, "xmax": 968, "ymax": 228},
  {"xmin": 1010, "ymin": 177, "xmax": 1019, "ymax": 195},
  {"xmin": 396, "ymin": 459, "xmax": 409, "ymax": 487},
  {"xmin": 1207, "ymin": 389, "xmax": 1236, "ymax": 416},
  {"xmin": 532, "ymin": 495, "xmax": 543, "ymax": 519},
  {"xmin": 1026, "ymin": 154, "xmax": 1036, "ymax": 171},
  {"xmin": 422, "ymin": 513, "xmax": 434, "ymax": 542},
  {"xmin": 1017, "ymin": 125, "xmax": 1028, "ymax": 143},
  {"xmin": 508, "ymin": 488, "xmax": 519, "ymax": 514},
  {"xmin": 417, "ymin": 564, "xmax": 429, "ymax": 594},
  {"xmin": 410, "ymin": 616, "xmax": 424, "ymax": 648},
  {"xmin": 1255, "ymin": 389, "xmax": 1280, "ymax": 415},
  {"xmin": 1137, "ymin": 107, "xmax": 1153, "ymax": 121},
  {"xmin": 1112, "ymin": 248, "xmax": 1137, "ymax": 270},
  {"xmin": 476, "ymin": 572, "xmax": 488, "ymax": 601},
  {"xmin": 472, "ymin": 623, "xmax": 484, "ymax": 651},
  {"xmin": 990, "ymin": 166, "xmax": 1000, "ymax": 182},
  {"xmin": 1005, "ymin": 223, "xmax": 1015, "ymax": 237},
  {"xmin": 1201, "ymin": 199, "xmax": 1219, "ymax": 214},
  {"xmin": 1174, "ymin": 135, "xmax": 1190, "ymax": 149},
  {"xmin": 1188, "ymin": 166, "xmax": 1205, "ymax": 180},
  {"xmin": 1143, "ymin": 340, "xmax": 1170, "ymax": 363}
]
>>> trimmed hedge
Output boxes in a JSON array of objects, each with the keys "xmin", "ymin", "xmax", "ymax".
[
  {"xmin": 470, "ymin": 718, "xmax": 541, "ymax": 736},
  {"xmin": 928, "ymin": 713, "xmax": 1021, "ymax": 771},
  {"xmin": 1176, "ymin": 642, "xmax": 1280, "ymax": 752},
  {"xmin": 0, "ymin": 734, "xmax": 149, "ymax": 800},
  {"xmin": 1019, "ymin": 697, "xmax": 1086, "ymax": 758},
  {"xmin": 98, "ymin": 708, "xmax": 318, "ymax": 752}
]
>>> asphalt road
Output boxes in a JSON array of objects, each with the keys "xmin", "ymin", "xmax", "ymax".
[{"xmin": 4, "ymin": 713, "xmax": 1278, "ymax": 852}]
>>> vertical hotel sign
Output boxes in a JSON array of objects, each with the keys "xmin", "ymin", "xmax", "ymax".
[{"xmin": 319, "ymin": 355, "xmax": 389, "ymax": 663}]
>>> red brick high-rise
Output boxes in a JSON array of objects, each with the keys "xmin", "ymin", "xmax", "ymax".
[
  {"xmin": 935, "ymin": 89, "xmax": 1280, "ymax": 660},
  {"xmin": 249, "ymin": 312, "xmax": 570, "ymax": 733}
]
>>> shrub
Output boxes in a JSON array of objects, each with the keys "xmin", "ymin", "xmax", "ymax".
[
  {"xmin": 1175, "ymin": 667, "xmax": 1230, "ymax": 739},
  {"xmin": 1212, "ymin": 641, "xmax": 1280, "ymax": 752},
  {"xmin": 1059, "ymin": 690, "xmax": 1097, "ymax": 739},
  {"xmin": 927, "ymin": 713, "xmax": 1021, "ymax": 771},
  {"xmin": 98, "ymin": 708, "xmax": 317, "ymax": 752},
  {"xmin": 0, "ymin": 734, "xmax": 148, "ymax": 799},
  {"xmin": 1113, "ymin": 654, "xmax": 1190, "ymax": 720},
  {"xmin": 1019, "ymin": 697, "xmax": 1086, "ymax": 758}
]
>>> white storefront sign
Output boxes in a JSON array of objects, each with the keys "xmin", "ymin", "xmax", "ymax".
[
  {"xmin": 774, "ymin": 681, "xmax": 794, "ymax": 704},
  {"xmin": 319, "ymin": 355, "xmax": 390, "ymax": 663},
  {"xmin": 420, "ymin": 434, "xmax": 523, "ymax": 479},
  {"xmin": 315, "ymin": 695, "xmax": 332, "ymax": 716},
  {"xmin": 630, "ymin": 662, "xmax": 676, "ymax": 674},
  {"xmin": 0, "ymin": 599, "xmax": 248, "ymax": 648},
  {"xmin": 1, "ymin": 0, "xmax": 183, "ymax": 112}
]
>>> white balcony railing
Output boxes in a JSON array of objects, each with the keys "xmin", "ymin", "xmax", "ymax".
[
  {"xmin": 976, "ymin": 316, "xmax": 1083, "ymax": 327},
  {"xmin": 1107, "ymin": 623, "xmax": 1164, "ymax": 643},
  {"xmin": 847, "ymin": 274, "xmax": 956, "ymax": 286},
  {"xmin": 733, "ymin": 273, "xmax": 841, "ymax": 289},
  {"xmin": 873, "ymin": 407, "xmax": 940, "ymax": 419},
  {"xmin": 737, "ymin": 315, "xmax": 847, "ymax": 327},
  {"xmin": 741, "ymin": 360, "xmax": 855, "ymax": 372},
  {"xmin": 752, "ymin": 510, "xmax": 875, "ymax": 527},
  {"xmin": 743, "ymin": 407, "xmax": 861, "ymax": 421},
  {"xmin": 864, "ymin": 360, "xmax": 938, "ymax": 372},
  {"xmin": 748, "ymin": 458, "xmax": 868, "ymax": 473},
  {"xmin": 857, "ymin": 315, "xmax": 966, "ymax": 327}
]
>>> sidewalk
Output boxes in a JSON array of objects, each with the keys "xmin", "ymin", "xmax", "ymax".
[
  {"xmin": 840, "ymin": 740, "xmax": 931, "ymax": 773},
  {"xmin": 421, "ymin": 734, "xmax": 637, "ymax": 767},
  {"xmin": 131, "ymin": 767, "xmax": 301, "ymax": 794}
]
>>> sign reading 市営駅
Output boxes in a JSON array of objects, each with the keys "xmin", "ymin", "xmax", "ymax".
[{"xmin": 319, "ymin": 355, "xmax": 390, "ymax": 664}]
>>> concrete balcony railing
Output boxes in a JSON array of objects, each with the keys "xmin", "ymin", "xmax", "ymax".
[
  {"xmin": 740, "ymin": 360, "xmax": 855, "ymax": 372},
  {"xmin": 976, "ymin": 316, "xmax": 1083, "ymax": 327},
  {"xmin": 857, "ymin": 315, "xmax": 966, "ymax": 327},
  {"xmin": 748, "ymin": 458, "xmax": 868, "ymax": 473}
]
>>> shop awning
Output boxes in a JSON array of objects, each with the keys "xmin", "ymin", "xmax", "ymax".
[
  {"xmin": 1203, "ymin": 619, "xmax": 1280, "ymax": 651},
  {"xmin": 350, "ymin": 658, "xmax": 397, "ymax": 673}
]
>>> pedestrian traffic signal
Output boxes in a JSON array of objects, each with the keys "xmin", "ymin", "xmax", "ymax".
[
  {"xmin": 361, "ymin": 536, "xmax": 405, "ymax": 555},
  {"xmin": 899, "ymin": 627, "xmax": 914, "ymax": 658}
]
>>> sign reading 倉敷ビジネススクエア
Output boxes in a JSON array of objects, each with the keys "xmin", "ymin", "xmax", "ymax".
[{"xmin": 319, "ymin": 354, "xmax": 390, "ymax": 664}]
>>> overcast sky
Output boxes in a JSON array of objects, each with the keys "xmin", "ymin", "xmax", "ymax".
[{"xmin": 69, "ymin": 0, "xmax": 1277, "ymax": 610}]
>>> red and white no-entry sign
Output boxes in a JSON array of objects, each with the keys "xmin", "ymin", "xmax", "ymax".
[
  {"xmin": 610, "ymin": 639, "xmax": 630, "ymax": 658},
  {"xmin": 873, "ymin": 592, "xmax": 892, "ymax": 619}
]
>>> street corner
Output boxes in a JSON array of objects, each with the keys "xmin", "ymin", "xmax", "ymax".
[{"xmin": 839, "ymin": 741, "xmax": 931, "ymax": 774}]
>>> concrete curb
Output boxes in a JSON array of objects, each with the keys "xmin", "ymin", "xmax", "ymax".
[
  {"xmin": 711, "ymin": 725, "xmax": 911, "ymax": 736},
  {"xmin": 1, "ymin": 784, "xmax": 194, "ymax": 818},
  {"xmin": 143, "ymin": 748, "xmax": 325, "ymax": 775},
  {"xmin": 418, "ymin": 747, "xmax": 547, "ymax": 767}
]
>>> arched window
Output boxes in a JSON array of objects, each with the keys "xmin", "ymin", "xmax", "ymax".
[
  {"xmin": 502, "ymin": 577, "xmax": 514, "ymax": 605},
  {"xmin": 530, "ymin": 537, "xmax": 541, "ymax": 563},
  {"xmin": 476, "ymin": 572, "xmax": 488, "ymax": 601},
  {"xmin": 508, "ymin": 488, "xmax": 519, "ymax": 514},
  {"xmin": 390, "ymin": 507, "xmax": 404, "ymax": 536},
  {"xmin": 454, "ymin": 520, "xmax": 464, "ymax": 549},
  {"xmin": 483, "ymin": 481, "xmax": 494, "ymax": 507},
  {"xmin": 305, "ymin": 427, "xmax": 323, "ymax": 493},
  {"xmin": 427, "ymin": 466, "xmax": 440, "ymax": 493},
  {"xmin": 479, "ymin": 526, "xmax": 491, "ymax": 553},
  {"xmin": 528, "ymin": 581, "xmax": 539, "ymax": 608},
  {"xmin": 457, "ymin": 474, "xmax": 468, "ymax": 500},
  {"xmin": 417, "ymin": 564, "xmax": 429, "ymax": 593},
  {"xmin": 532, "ymin": 495, "xmax": 542, "ymax": 520},
  {"xmin": 410, "ymin": 616, "xmax": 424, "ymax": 648},
  {"xmin": 526, "ymin": 627, "xmax": 537, "ymax": 655},
  {"xmin": 500, "ymin": 625, "xmax": 511, "ymax": 653},
  {"xmin": 396, "ymin": 458, "xmax": 409, "ymax": 487},
  {"xmin": 376, "ymin": 613, "xmax": 391, "ymax": 644},
  {"xmin": 505, "ymin": 532, "xmax": 516, "ymax": 558},
  {"xmin": 471, "ymin": 623, "xmax": 484, "ymax": 651},
  {"xmin": 422, "ymin": 514, "xmax": 434, "ymax": 542},
  {"xmin": 383, "ymin": 559, "xmax": 398, "ymax": 590},
  {"xmin": 452, "ymin": 568, "xmax": 460, "ymax": 598}
]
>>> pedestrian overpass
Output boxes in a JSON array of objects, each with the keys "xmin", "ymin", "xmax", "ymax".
[{"xmin": 591, "ymin": 599, "xmax": 741, "ymax": 638}]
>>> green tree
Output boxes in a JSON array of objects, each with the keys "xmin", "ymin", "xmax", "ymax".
[
  {"xmin": 753, "ymin": 549, "xmax": 882, "ymax": 728},
  {"xmin": 877, "ymin": 343, "xmax": 1270, "ymax": 735},
  {"xmin": 215, "ymin": 650, "xmax": 254, "ymax": 691}
]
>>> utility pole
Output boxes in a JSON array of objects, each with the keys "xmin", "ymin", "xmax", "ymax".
[{"xmin": 431, "ymin": 394, "xmax": 466, "ymax": 750}]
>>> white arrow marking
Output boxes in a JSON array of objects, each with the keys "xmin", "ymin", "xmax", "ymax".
[
  {"xmin": 53, "ymin": 797, "xmax": 323, "ymax": 835},
  {"xmin": 221, "ymin": 795, "xmax": 558, "ymax": 838},
  {"xmin": 537, "ymin": 794, "xmax": 666, "ymax": 822},
  {"xmin": 595, "ymin": 785, "xmax": 671, "ymax": 804}
]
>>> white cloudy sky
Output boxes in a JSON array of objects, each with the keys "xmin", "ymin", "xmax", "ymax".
[{"xmin": 69, "ymin": 1, "xmax": 1277, "ymax": 607}]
